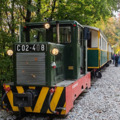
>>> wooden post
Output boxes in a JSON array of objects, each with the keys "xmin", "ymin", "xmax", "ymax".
[{"xmin": 56, "ymin": 21, "xmax": 60, "ymax": 43}]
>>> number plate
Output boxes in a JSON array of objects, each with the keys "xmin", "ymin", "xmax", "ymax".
[{"xmin": 16, "ymin": 44, "xmax": 47, "ymax": 52}]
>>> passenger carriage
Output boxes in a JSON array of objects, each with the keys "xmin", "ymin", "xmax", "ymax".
[{"xmin": 84, "ymin": 26, "xmax": 110, "ymax": 78}]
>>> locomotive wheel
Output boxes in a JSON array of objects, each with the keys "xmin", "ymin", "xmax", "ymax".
[
  {"xmin": 91, "ymin": 71, "xmax": 95, "ymax": 79},
  {"xmin": 106, "ymin": 63, "xmax": 109, "ymax": 67},
  {"xmin": 95, "ymin": 71, "xmax": 102, "ymax": 78}
]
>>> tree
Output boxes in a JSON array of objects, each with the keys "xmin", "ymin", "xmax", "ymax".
[
  {"xmin": 0, "ymin": 0, "xmax": 119, "ymax": 84},
  {"xmin": 94, "ymin": 17, "xmax": 120, "ymax": 46},
  {"xmin": 55, "ymin": 0, "xmax": 118, "ymax": 25}
]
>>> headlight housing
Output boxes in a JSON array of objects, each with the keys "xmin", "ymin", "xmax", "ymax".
[
  {"xmin": 7, "ymin": 49, "xmax": 13, "ymax": 56},
  {"xmin": 44, "ymin": 23, "xmax": 50, "ymax": 29},
  {"xmin": 51, "ymin": 48, "xmax": 59, "ymax": 55}
]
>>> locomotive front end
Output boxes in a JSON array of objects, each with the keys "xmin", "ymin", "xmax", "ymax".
[
  {"xmin": 15, "ymin": 43, "xmax": 47, "ymax": 86},
  {"xmin": 6, "ymin": 42, "xmax": 65, "ymax": 114},
  {"xmin": 2, "ymin": 21, "xmax": 69, "ymax": 115}
]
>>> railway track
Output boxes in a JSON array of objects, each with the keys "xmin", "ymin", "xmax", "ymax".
[
  {"xmin": 0, "ymin": 80, "xmax": 96, "ymax": 120},
  {"xmin": 0, "ymin": 90, "xmax": 91, "ymax": 120}
]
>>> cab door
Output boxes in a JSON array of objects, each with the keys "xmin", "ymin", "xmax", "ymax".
[{"xmin": 78, "ymin": 27, "xmax": 84, "ymax": 74}]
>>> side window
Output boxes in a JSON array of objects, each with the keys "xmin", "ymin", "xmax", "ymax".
[
  {"xmin": 53, "ymin": 26, "xmax": 71, "ymax": 43},
  {"xmin": 80, "ymin": 30, "xmax": 83, "ymax": 46},
  {"xmin": 78, "ymin": 27, "xmax": 80, "ymax": 43},
  {"xmin": 100, "ymin": 36, "xmax": 102, "ymax": 49},
  {"xmin": 78, "ymin": 27, "xmax": 83, "ymax": 45},
  {"xmin": 52, "ymin": 27, "xmax": 57, "ymax": 43},
  {"xmin": 99, "ymin": 36, "xmax": 101, "ymax": 49},
  {"xmin": 60, "ymin": 27, "xmax": 71, "ymax": 43},
  {"xmin": 28, "ymin": 28, "xmax": 46, "ymax": 42},
  {"xmin": 87, "ymin": 31, "xmax": 91, "ymax": 48}
]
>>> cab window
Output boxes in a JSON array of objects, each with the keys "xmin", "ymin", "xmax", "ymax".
[{"xmin": 24, "ymin": 25, "xmax": 71, "ymax": 43}]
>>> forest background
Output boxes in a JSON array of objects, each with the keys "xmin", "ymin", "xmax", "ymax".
[{"xmin": 0, "ymin": 0, "xmax": 120, "ymax": 83}]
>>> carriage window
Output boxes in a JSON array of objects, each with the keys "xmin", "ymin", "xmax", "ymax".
[
  {"xmin": 100, "ymin": 36, "xmax": 101, "ymax": 49},
  {"xmin": 87, "ymin": 32, "xmax": 91, "ymax": 48}
]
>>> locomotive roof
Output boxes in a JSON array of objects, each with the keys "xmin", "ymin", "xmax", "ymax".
[{"xmin": 25, "ymin": 20, "xmax": 84, "ymax": 28}]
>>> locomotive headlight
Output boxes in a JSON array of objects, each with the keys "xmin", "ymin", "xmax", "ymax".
[
  {"xmin": 51, "ymin": 48, "xmax": 59, "ymax": 55},
  {"xmin": 7, "ymin": 49, "xmax": 13, "ymax": 56},
  {"xmin": 44, "ymin": 23, "xmax": 50, "ymax": 29}
]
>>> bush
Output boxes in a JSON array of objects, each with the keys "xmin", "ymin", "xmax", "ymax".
[{"xmin": 0, "ymin": 31, "xmax": 16, "ymax": 84}]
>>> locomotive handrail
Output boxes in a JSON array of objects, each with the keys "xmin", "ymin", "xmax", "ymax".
[{"xmin": 48, "ymin": 87, "xmax": 59, "ymax": 115}]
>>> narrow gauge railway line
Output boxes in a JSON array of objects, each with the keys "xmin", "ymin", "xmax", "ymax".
[
  {"xmin": 0, "ymin": 76, "xmax": 96, "ymax": 120},
  {"xmin": 1, "ymin": 20, "xmax": 113, "ymax": 119}
]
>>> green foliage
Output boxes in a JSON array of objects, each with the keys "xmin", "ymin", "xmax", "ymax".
[
  {"xmin": 0, "ymin": 31, "xmax": 16, "ymax": 83},
  {"xmin": 94, "ymin": 17, "xmax": 120, "ymax": 46},
  {"xmin": 55, "ymin": 0, "xmax": 118, "ymax": 25},
  {"xmin": 0, "ymin": 0, "xmax": 119, "ymax": 84}
]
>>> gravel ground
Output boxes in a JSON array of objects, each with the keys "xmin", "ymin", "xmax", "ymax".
[
  {"xmin": 64, "ymin": 64, "xmax": 120, "ymax": 120},
  {"xmin": 1, "ymin": 64, "xmax": 120, "ymax": 120}
]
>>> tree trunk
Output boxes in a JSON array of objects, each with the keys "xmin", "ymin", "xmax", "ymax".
[
  {"xmin": 11, "ymin": 0, "xmax": 15, "ymax": 37},
  {"xmin": 26, "ymin": 0, "xmax": 32, "ymax": 22},
  {"xmin": 50, "ymin": 0, "xmax": 57, "ymax": 20},
  {"xmin": 37, "ymin": 0, "xmax": 41, "ymax": 16}
]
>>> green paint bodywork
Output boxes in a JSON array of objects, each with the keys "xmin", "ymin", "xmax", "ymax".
[
  {"xmin": 87, "ymin": 50, "xmax": 99, "ymax": 67},
  {"xmin": 14, "ymin": 20, "xmax": 87, "ymax": 86},
  {"xmin": 100, "ymin": 51, "xmax": 107, "ymax": 66},
  {"xmin": 87, "ymin": 49, "xmax": 108, "ymax": 68},
  {"xmin": 46, "ymin": 43, "xmax": 65, "ymax": 86},
  {"xmin": 14, "ymin": 42, "xmax": 65, "ymax": 86},
  {"xmin": 108, "ymin": 52, "xmax": 111, "ymax": 61}
]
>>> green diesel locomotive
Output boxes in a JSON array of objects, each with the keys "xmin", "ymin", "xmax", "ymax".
[{"xmin": 2, "ymin": 20, "xmax": 91, "ymax": 115}]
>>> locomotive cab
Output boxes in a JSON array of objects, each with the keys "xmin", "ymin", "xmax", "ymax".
[
  {"xmin": 14, "ymin": 20, "xmax": 88, "ymax": 86},
  {"xmin": 2, "ymin": 20, "xmax": 91, "ymax": 115}
]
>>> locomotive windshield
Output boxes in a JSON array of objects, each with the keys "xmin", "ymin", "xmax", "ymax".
[{"xmin": 23, "ymin": 25, "xmax": 71, "ymax": 43}]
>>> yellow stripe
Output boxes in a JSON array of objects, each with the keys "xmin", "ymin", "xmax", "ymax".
[
  {"xmin": 107, "ymin": 51, "xmax": 109, "ymax": 60},
  {"xmin": 87, "ymin": 48, "xmax": 100, "ymax": 50},
  {"xmin": 47, "ymin": 87, "xmax": 64, "ymax": 114},
  {"xmin": 61, "ymin": 102, "xmax": 66, "ymax": 115},
  {"xmin": 16, "ymin": 86, "xmax": 32, "ymax": 112},
  {"xmin": 6, "ymin": 85, "xmax": 19, "ymax": 111},
  {"xmin": 88, "ymin": 48, "xmax": 107, "ymax": 52},
  {"xmin": 16, "ymin": 86, "xmax": 24, "ymax": 93},
  {"xmin": 98, "ymin": 48, "xmax": 100, "ymax": 67},
  {"xmin": 29, "ymin": 86, "xmax": 35, "ymax": 89},
  {"xmin": 88, "ymin": 66, "xmax": 99, "ymax": 68},
  {"xmin": 33, "ymin": 87, "xmax": 49, "ymax": 112},
  {"xmin": 98, "ymin": 31, "xmax": 100, "ymax": 48}
]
